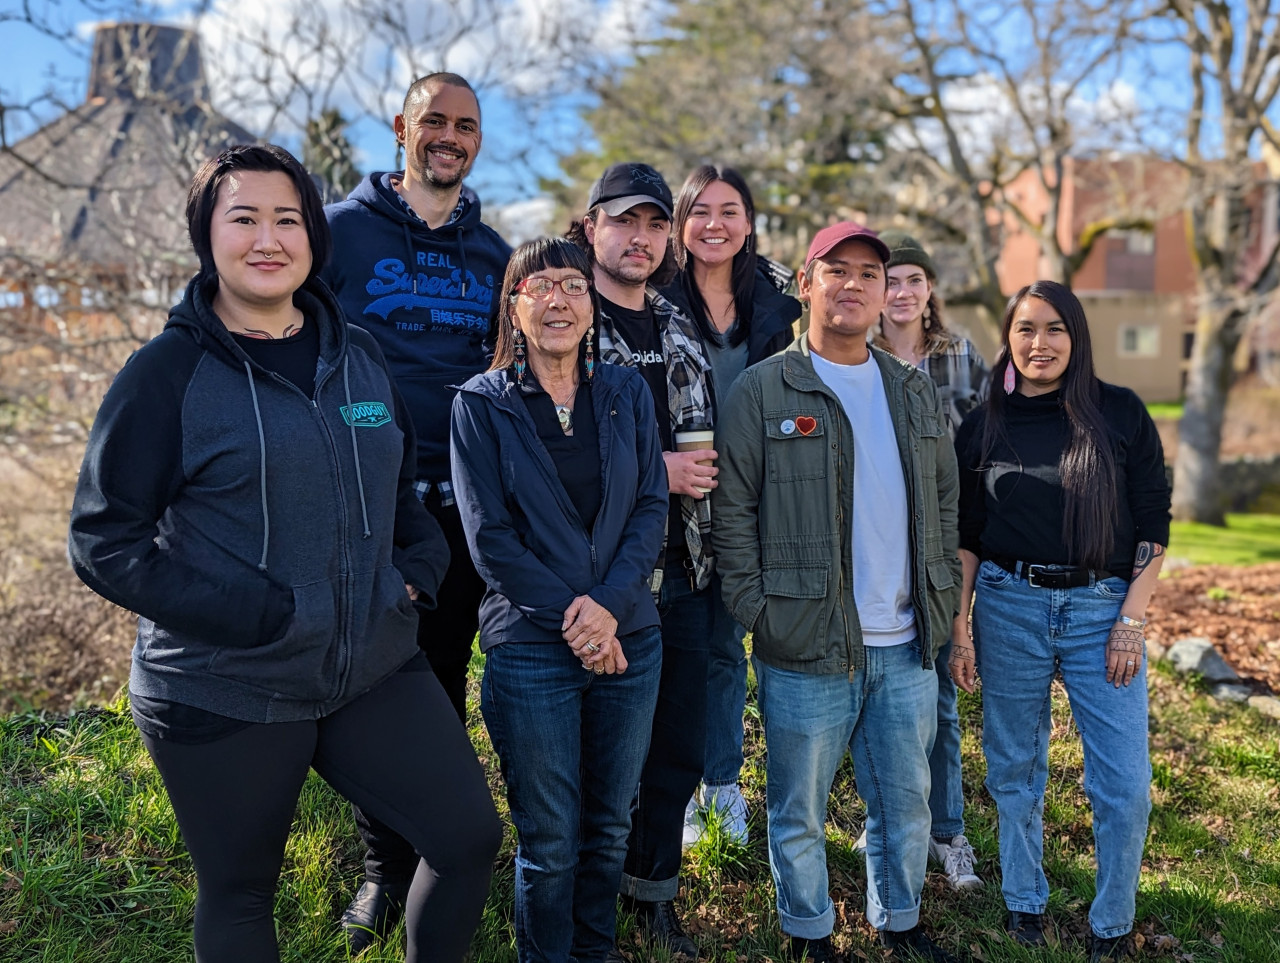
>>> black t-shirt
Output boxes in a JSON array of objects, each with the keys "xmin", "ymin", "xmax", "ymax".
[
  {"xmin": 231, "ymin": 320, "xmax": 320, "ymax": 397},
  {"xmin": 599, "ymin": 296, "xmax": 687, "ymax": 565},
  {"xmin": 520, "ymin": 379, "xmax": 602, "ymax": 532}
]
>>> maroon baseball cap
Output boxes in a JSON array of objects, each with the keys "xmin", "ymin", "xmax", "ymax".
[{"xmin": 805, "ymin": 221, "xmax": 891, "ymax": 267}]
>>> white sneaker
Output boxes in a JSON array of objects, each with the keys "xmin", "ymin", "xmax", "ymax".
[
  {"xmin": 703, "ymin": 783, "xmax": 749, "ymax": 845},
  {"xmin": 928, "ymin": 834, "xmax": 983, "ymax": 890},
  {"xmin": 681, "ymin": 794, "xmax": 703, "ymax": 851},
  {"xmin": 853, "ymin": 827, "xmax": 867, "ymax": 854}
]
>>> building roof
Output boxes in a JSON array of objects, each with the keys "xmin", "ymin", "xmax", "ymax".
[{"xmin": 0, "ymin": 23, "xmax": 257, "ymax": 272}]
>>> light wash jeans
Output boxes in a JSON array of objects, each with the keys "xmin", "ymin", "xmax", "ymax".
[
  {"xmin": 754, "ymin": 642, "xmax": 937, "ymax": 938},
  {"xmin": 704, "ymin": 572, "xmax": 748, "ymax": 789},
  {"xmin": 973, "ymin": 559, "xmax": 1151, "ymax": 940},
  {"xmin": 482, "ymin": 628, "xmax": 662, "ymax": 963}
]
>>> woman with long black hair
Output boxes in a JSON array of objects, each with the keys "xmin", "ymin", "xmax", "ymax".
[
  {"xmin": 68, "ymin": 144, "xmax": 500, "ymax": 963},
  {"xmin": 950, "ymin": 281, "xmax": 1171, "ymax": 962},
  {"xmin": 662, "ymin": 164, "xmax": 800, "ymax": 846}
]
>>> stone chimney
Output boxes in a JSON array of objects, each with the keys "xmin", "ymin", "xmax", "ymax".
[{"xmin": 86, "ymin": 23, "xmax": 209, "ymax": 106}]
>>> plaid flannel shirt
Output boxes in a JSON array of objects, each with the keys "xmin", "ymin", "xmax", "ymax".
[
  {"xmin": 597, "ymin": 287, "xmax": 715, "ymax": 592},
  {"xmin": 872, "ymin": 327, "xmax": 990, "ymax": 439}
]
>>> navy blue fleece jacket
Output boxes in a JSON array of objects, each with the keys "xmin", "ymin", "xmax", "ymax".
[
  {"xmin": 68, "ymin": 275, "xmax": 449, "ymax": 723},
  {"xmin": 450, "ymin": 363, "xmax": 668, "ymax": 649},
  {"xmin": 322, "ymin": 175, "xmax": 512, "ymax": 484}
]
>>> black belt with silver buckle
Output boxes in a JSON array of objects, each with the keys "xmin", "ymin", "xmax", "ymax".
[{"xmin": 987, "ymin": 555, "xmax": 1122, "ymax": 589}]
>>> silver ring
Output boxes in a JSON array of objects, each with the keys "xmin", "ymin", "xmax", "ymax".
[
  {"xmin": 585, "ymin": 642, "xmax": 600, "ymax": 654},
  {"xmin": 263, "ymin": 252, "xmax": 274, "ymax": 259},
  {"xmin": 1126, "ymin": 660, "xmax": 1135, "ymax": 666}
]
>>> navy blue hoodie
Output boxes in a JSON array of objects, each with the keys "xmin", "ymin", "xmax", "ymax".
[
  {"xmin": 68, "ymin": 275, "xmax": 449, "ymax": 723},
  {"xmin": 450, "ymin": 363, "xmax": 668, "ymax": 649},
  {"xmin": 322, "ymin": 174, "xmax": 512, "ymax": 484}
]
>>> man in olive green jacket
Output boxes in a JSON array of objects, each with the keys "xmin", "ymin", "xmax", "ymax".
[{"xmin": 712, "ymin": 222, "xmax": 961, "ymax": 963}]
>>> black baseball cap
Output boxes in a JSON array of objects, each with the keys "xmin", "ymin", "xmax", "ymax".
[{"xmin": 587, "ymin": 162, "xmax": 674, "ymax": 219}]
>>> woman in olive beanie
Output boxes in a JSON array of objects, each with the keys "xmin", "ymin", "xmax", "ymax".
[{"xmin": 870, "ymin": 229, "xmax": 990, "ymax": 891}]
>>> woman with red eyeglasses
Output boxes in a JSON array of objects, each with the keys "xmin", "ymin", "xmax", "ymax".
[{"xmin": 450, "ymin": 237, "xmax": 669, "ymax": 962}]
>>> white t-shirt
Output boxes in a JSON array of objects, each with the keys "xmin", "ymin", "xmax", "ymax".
[{"xmin": 810, "ymin": 351, "xmax": 916, "ymax": 647}]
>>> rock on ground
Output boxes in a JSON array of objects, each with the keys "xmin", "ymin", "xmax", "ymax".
[{"xmin": 1166, "ymin": 637, "xmax": 1242, "ymax": 683}]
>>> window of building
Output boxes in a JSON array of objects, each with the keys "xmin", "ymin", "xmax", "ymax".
[
  {"xmin": 1119, "ymin": 324, "xmax": 1160, "ymax": 358},
  {"xmin": 33, "ymin": 284, "xmax": 60, "ymax": 308},
  {"xmin": 0, "ymin": 289, "xmax": 24, "ymax": 308},
  {"xmin": 1116, "ymin": 229, "xmax": 1155, "ymax": 255},
  {"xmin": 1183, "ymin": 331, "xmax": 1196, "ymax": 360}
]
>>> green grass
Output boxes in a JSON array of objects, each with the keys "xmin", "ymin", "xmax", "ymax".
[
  {"xmin": 3, "ymin": 668, "xmax": 1279, "ymax": 962},
  {"xmin": 1167, "ymin": 513, "xmax": 1280, "ymax": 566},
  {"xmin": 1146, "ymin": 401, "xmax": 1185, "ymax": 421}
]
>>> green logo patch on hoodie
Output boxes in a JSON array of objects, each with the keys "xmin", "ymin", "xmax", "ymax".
[{"xmin": 340, "ymin": 401, "xmax": 392, "ymax": 427}]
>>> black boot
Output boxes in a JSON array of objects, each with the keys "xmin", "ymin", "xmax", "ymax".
[
  {"xmin": 1088, "ymin": 932, "xmax": 1134, "ymax": 962},
  {"xmin": 1006, "ymin": 911, "xmax": 1047, "ymax": 947},
  {"xmin": 627, "ymin": 898, "xmax": 698, "ymax": 959},
  {"xmin": 785, "ymin": 934, "xmax": 843, "ymax": 962},
  {"xmin": 340, "ymin": 878, "xmax": 411, "ymax": 955},
  {"xmin": 879, "ymin": 924, "xmax": 962, "ymax": 962}
]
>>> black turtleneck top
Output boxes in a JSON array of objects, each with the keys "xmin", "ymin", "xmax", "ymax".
[{"xmin": 954, "ymin": 383, "xmax": 1171, "ymax": 573}]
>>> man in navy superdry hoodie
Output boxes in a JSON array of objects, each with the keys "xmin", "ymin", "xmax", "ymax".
[{"xmin": 320, "ymin": 71, "xmax": 512, "ymax": 954}]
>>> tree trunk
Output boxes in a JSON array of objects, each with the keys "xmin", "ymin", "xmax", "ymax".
[{"xmin": 1172, "ymin": 305, "xmax": 1246, "ymax": 524}]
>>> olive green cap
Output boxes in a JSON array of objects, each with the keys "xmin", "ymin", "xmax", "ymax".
[{"xmin": 879, "ymin": 230, "xmax": 937, "ymax": 281}]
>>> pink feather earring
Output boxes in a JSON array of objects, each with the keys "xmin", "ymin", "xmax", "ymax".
[{"xmin": 1003, "ymin": 359, "xmax": 1017, "ymax": 395}]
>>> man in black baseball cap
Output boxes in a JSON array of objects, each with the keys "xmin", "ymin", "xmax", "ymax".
[{"xmin": 567, "ymin": 165, "xmax": 716, "ymax": 959}]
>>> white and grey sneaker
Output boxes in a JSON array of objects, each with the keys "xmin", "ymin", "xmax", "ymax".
[
  {"xmin": 681, "ymin": 794, "xmax": 703, "ymax": 851},
  {"xmin": 928, "ymin": 834, "xmax": 983, "ymax": 890},
  {"xmin": 853, "ymin": 827, "xmax": 868, "ymax": 854},
  {"xmin": 703, "ymin": 783, "xmax": 749, "ymax": 845}
]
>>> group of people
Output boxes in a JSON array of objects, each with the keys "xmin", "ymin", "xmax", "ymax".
[{"xmin": 67, "ymin": 70, "xmax": 1172, "ymax": 963}]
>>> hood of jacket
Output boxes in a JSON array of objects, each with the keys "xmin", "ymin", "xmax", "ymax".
[{"xmin": 166, "ymin": 273, "xmax": 348, "ymax": 373}]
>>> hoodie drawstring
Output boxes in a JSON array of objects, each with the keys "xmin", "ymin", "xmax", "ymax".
[
  {"xmin": 456, "ymin": 226, "xmax": 469, "ymax": 297},
  {"xmin": 343, "ymin": 355, "xmax": 373, "ymax": 539},
  {"xmin": 403, "ymin": 224, "xmax": 419, "ymax": 296},
  {"xmin": 244, "ymin": 362, "xmax": 271, "ymax": 571}
]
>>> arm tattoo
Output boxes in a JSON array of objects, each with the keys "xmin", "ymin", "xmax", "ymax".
[{"xmin": 1131, "ymin": 541, "xmax": 1165, "ymax": 580}]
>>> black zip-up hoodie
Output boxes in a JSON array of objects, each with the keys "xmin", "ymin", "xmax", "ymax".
[
  {"xmin": 322, "ymin": 174, "xmax": 512, "ymax": 484},
  {"xmin": 68, "ymin": 275, "xmax": 449, "ymax": 723}
]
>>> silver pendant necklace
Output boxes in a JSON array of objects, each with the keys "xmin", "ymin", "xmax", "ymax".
[{"xmin": 551, "ymin": 382, "xmax": 579, "ymax": 434}]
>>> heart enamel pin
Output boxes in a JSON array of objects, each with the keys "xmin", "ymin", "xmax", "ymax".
[{"xmin": 795, "ymin": 416, "xmax": 818, "ymax": 436}]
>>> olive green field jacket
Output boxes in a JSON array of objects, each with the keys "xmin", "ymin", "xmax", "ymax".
[{"xmin": 712, "ymin": 334, "xmax": 961, "ymax": 675}]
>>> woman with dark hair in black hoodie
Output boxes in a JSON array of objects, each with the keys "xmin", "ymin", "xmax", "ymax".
[
  {"xmin": 68, "ymin": 144, "xmax": 501, "ymax": 963},
  {"xmin": 662, "ymin": 164, "xmax": 801, "ymax": 848}
]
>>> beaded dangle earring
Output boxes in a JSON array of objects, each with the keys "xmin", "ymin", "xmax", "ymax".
[
  {"xmin": 585, "ymin": 325, "xmax": 595, "ymax": 380},
  {"xmin": 514, "ymin": 327, "xmax": 527, "ymax": 385},
  {"xmin": 1003, "ymin": 358, "xmax": 1017, "ymax": 395}
]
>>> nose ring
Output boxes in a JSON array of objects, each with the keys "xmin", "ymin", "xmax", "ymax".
[{"xmin": 263, "ymin": 252, "xmax": 274, "ymax": 259}]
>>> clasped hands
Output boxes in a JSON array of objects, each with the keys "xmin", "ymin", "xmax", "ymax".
[{"xmin": 562, "ymin": 595, "xmax": 627, "ymax": 675}]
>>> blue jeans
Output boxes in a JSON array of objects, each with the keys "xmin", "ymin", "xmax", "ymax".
[
  {"xmin": 973, "ymin": 560, "xmax": 1150, "ymax": 940},
  {"xmin": 482, "ymin": 628, "xmax": 662, "ymax": 963},
  {"xmin": 704, "ymin": 572, "xmax": 747, "ymax": 788},
  {"xmin": 755, "ymin": 642, "xmax": 938, "ymax": 937},
  {"xmin": 928, "ymin": 635, "xmax": 965, "ymax": 839},
  {"xmin": 621, "ymin": 565, "xmax": 714, "ymax": 901}
]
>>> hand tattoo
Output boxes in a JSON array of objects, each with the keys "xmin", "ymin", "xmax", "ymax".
[
  {"xmin": 1132, "ymin": 541, "xmax": 1165, "ymax": 580},
  {"xmin": 952, "ymin": 643, "xmax": 975, "ymax": 663},
  {"xmin": 1107, "ymin": 625, "xmax": 1145, "ymax": 655}
]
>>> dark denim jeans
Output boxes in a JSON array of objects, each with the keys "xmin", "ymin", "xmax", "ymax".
[
  {"xmin": 482, "ymin": 628, "xmax": 661, "ymax": 963},
  {"xmin": 621, "ymin": 564, "xmax": 714, "ymax": 901},
  {"xmin": 704, "ymin": 572, "xmax": 748, "ymax": 788}
]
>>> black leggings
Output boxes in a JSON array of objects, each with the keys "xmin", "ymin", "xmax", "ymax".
[{"xmin": 141, "ymin": 667, "xmax": 502, "ymax": 963}]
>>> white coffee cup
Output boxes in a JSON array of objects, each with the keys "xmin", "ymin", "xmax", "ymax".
[{"xmin": 674, "ymin": 429, "xmax": 716, "ymax": 494}]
